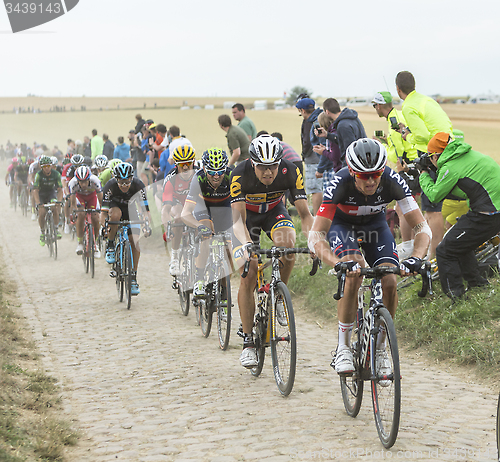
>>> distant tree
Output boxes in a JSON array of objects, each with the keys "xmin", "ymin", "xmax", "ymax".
[{"xmin": 287, "ymin": 86, "xmax": 312, "ymax": 106}]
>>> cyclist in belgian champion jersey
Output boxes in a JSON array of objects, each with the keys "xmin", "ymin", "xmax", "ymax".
[
  {"xmin": 230, "ymin": 134, "xmax": 314, "ymax": 368},
  {"xmin": 307, "ymin": 138, "xmax": 431, "ymax": 375},
  {"xmin": 181, "ymin": 148, "xmax": 232, "ymax": 298},
  {"xmin": 161, "ymin": 145, "xmax": 198, "ymax": 276},
  {"xmin": 69, "ymin": 165, "xmax": 103, "ymax": 256},
  {"xmin": 33, "ymin": 155, "xmax": 64, "ymax": 245},
  {"xmin": 100, "ymin": 162, "xmax": 151, "ymax": 295}
]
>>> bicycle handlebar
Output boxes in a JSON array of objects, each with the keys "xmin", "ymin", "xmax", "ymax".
[
  {"xmin": 333, "ymin": 261, "xmax": 433, "ymax": 301},
  {"xmin": 241, "ymin": 246, "xmax": 318, "ymax": 278}
]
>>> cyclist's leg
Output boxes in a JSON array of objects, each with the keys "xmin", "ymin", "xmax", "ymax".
[
  {"xmin": 262, "ymin": 203, "xmax": 296, "ymax": 284},
  {"xmin": 361, "ymin": 216, "xmax": 399, "ymax": 318}
]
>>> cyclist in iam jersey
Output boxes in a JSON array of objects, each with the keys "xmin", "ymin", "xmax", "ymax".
[{"xmin": 308, "ymin": 138, "xmax": 430, "ymax": 375}]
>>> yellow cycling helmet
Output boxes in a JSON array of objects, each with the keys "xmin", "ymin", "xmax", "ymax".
[{"xmin": 172, "ymin": 145, "xmax": 195, "ymax": 164}]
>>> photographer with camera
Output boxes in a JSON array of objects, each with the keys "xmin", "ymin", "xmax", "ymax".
[
  {"xmin": 395, "ymin": 71, "xmax": 453, "ymax": 259},
  {"xmin": 372, "ymin": 91, "xmax": 420, "ymax": 259},
  {"xmin": 419, "ymin": 132, "xmax": 500, "ymax": 301}
]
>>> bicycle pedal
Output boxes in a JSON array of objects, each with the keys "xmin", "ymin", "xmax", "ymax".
[{"xmin": 109, "ymin": 270, "xmax": 117, "ymax": 278}]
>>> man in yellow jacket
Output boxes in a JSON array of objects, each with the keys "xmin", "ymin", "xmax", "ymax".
[
  {"xmin": 395, "ymin": 71, "xmax": 453, "ymax": 258},
  {"xmin": 372, "ymin": 91, "xmax": 419, "ymax": 258}
]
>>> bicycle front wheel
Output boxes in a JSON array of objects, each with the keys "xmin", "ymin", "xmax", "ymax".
[
  {"xmin": 216, "ymin": 270, "xmax": 231, "ymax": 350},
  {"xmin": 371, "ymin": 307, "xmax": 401, "ymax": 449},
  {"xmin": 89, "ymin": 225, "xmax": 95, "ymax": 278},
  {"xmin": 83, "ymin": 224, "xmax": 89, "ymax": 273},
  {"xmin": 123, "ymin": 240, "xmax": 132, "ymax": 310},
  {"xmin": 270, "ymin": 281, "xmax": 296, "ymax": 396},
  {"xmin": 496, "ymin": 392, "xmax": 500, "ymax": 461},
  {"xmin": 46, "ymin": 214, "xmax": 54, "ymax": 258},
  {"xmin": 116, "ymin": 243, "xmax": 124, "ymax": 302}
]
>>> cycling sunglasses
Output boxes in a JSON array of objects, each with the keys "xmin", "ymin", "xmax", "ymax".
[
  {"xmin": 354, "ymin": 170, "xmax": 384, "ymax": 181},
  {"xmin": 253, "ymin": 162, "xmax": 280, "ymax": 171},
  {"xmin": 205, "ymin": 169, "xmax": 224, "ymax": 177},
  {"xmin": 176, "ymin": 161, "xmax": 194, "ymax": 168},
  {"xmin": 117, "ymin": 178, "xmax": 133, "ymax": 186}
]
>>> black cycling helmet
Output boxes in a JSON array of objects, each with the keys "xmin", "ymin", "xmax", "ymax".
[{"xmin": 345, "ymin": 138, "xmax": 387, "ymax": 173}]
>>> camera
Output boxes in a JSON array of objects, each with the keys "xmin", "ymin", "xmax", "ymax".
[
  {"xmin": 413, "ymin": 153, "xmax": 434, "ymax": 172},
  {"xmin": 389, "ymin": 117, "xmax": 399, "ymax": 131},
  {"xmin": 313, "ymin": 121, "xmax": 321, "ymax": 131}
]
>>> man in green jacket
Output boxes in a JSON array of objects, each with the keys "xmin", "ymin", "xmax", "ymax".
[
  {"xmin": 419, "ymin": 132, "xmax": 500, "ymax": 300},
  {"xmin": 396, "ymin": 71, "xmax": 453, "ymax": 259}
]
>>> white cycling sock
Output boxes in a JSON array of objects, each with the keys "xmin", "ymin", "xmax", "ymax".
[
  {"xmin": 338, "ymin": 321, "xmax": 354, "ymax": 347},
  {"xmin": 171, "ymin": 249, "xmax": 180, "ymax": 261}
]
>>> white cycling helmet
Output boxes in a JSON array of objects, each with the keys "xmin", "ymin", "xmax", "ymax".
[
  {"xmin": 51, "ymin": 156, "xmax": 58, "ymax": 165},
  {"xmin": 249, "ymin": 134, "xmax": 283, "ymax": 164},
  {"xmin": 345, "ymin": 138, "xmax": 387, "ymax": 173},
  {"xmin": 94, "ymin": 154, "xmax": 108, "ymax": 169}
]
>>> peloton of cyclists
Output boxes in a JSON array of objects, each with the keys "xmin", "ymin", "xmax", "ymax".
[
  {"xmin": 307, "ymin": 138, "xmax": 431, "ymax": 375},
  {"xmin": 68, "ymin": 165, "xmax": 103, "ymax": 257},
  {"xmin": 100, "ymin": 162, "xmax": 151, "ymax": 295},
  {"xmin": 32, "ymin": 155, "xmax": 64, "ymax": 245},
  {"xmin": 230, "ymin": 134, "xmax": 314, "ymax": 368},
  {"xmin": 181, "ymin": 148, "xmax": 233, "ymax": 298}
]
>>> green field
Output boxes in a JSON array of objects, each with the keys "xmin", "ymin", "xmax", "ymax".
[{"xmin": 1, "ymin": 97, "xmax": 499, "ymax": 162}]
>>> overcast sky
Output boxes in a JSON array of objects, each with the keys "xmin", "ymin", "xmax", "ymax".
[{"xmin": 1, "ymin": 0, "xmax": 499, "ymax": 99}]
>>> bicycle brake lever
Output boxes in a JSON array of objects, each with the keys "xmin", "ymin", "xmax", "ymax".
[
  {"xmin": 241, "ymin": 259, "xmax": 250, "ymax": 279},
  {"xmin": 333, "ymin": 272, "xmax": 346, "ymax": 300},
  {"xmin": 310, "ymin": 257, "xmax": 320, "ymax": 276}
]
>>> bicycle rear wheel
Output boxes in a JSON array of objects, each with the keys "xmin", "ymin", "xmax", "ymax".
[
  {"xmin": 340, "ymin": 333, "xmax": 364, "ymax": 417},
  {"xmin": 216, "ymin": 270, "xmax": 231, "ymax": 350},
  {"xmin": 199, "ymin": 296, "xmax": 213, "ymax": 338},
  {"xmin": 178, "ymin": 247, "xmax": 191, "ymax": 316},
  {"xmin": 251, "ymin": 288, "xmax": 267, "ymax": 377},
  {"xmin": 371, "ymin": 306, "xmax": 401, "ymax": 449},
  {"xmin": 123, "ymin": 240, "xmax": 132, "ymax": 310},
  {"xmin": 270, "ymin": 281, "xmax": 296, "ymax": 396}
]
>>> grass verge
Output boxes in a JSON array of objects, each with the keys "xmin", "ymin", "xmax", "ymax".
[
  {"xmin": 287, "ymin": 245, "xmax": 500, "ymax": 383},
  {"xmin": 0, "ymin": 275, "xmax": 78, "ymax": 461}
]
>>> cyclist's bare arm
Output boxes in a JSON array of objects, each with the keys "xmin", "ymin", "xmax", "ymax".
[
  {"xmin": 181, "ymin": 200, "xmax": 203, "ymax": 230},
  {"xmin": 231, "ymin": 201, "xmax": 252, "ymax": 260},
  {"xmin": 56, "ymin": 188, "xmax": 63, "ymax": 202},
  {"xmin": 402, "ymin": 208, "xmax": 431, "ymax": 260},
  {"xmin": 294, "ymin": 197, "xmax": 314, "ymax": 237},
  {"xmin": 309, "ymin": 215, "xmax": 340, "ymax": 268},
  {"xmin": 97, "ymin": 191, "xmax": 103, "ymax": 209}
]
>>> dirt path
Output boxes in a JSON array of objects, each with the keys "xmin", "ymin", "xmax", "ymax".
[{"xmin": 0, "ymin": 181, "xmax": 497, "ymax": 462}]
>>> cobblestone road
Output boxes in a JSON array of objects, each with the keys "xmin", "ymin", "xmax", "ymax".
[{"xmin": 0, "ymin": 185, "xmax": 497, "ymax": 462}]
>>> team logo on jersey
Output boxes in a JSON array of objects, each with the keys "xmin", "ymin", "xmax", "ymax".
[
  {"xmin": 295, "ymin": 168, "xmax": 304, "ymax": 190},
  {"xmin": 276, "ymin": 214, "xmax": 285, "ymax": 220},
  {"xmin": 282, "ymin": 168, "xmax": 287, "ymax": 175},
  {"xmin": 378, "ymin": 245, "xmax": 385, "ymax": 251},
  {"xmin": 230, "ymin": 176, "xmax": 242, "ymax": 197}
]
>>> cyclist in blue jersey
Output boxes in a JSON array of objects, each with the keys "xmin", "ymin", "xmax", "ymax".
[
  {"xmin": 100, "ymin": 162, "xmax": 151, "ymax": 295},
  {"xmin": 308, "ymin": 139, "xmax": 430, "ymax": 375}
]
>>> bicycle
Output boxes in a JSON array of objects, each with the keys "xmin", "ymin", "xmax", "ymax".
[
  {"xmin": 195, "ymin": 231, "xmax": 234, "ymax": 350},
  {"xmin": 398, "ymin": 233, "xmax": 500, "ymax": 289},
  {"xmin": 496, "ymin": 392, "xmax": 500, "ymax": 462},
  {"xmin": 74, "ymin": 208, "xmax": 99, "ymax": 278},
  {"xmin": 333, "ymin": 261, "xmax": 432, "ymax": 448},
  {"xmin": 40, "ymin": 201, "xmax": 62, "ymax": 260},
  {"xmin": 19, "ymin": 183, "xmax": 29, "ymax": 217},
  {"xmin": 241, "ymin": 245, "xmax": 319, "ymax": 396},
  {"xmin": 168, "ymin": 222, "xmax": 199, "ymax": 317},
  {"xmin": 107, "ymin": 220, "xmax": 147, "ymax": 310}
]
